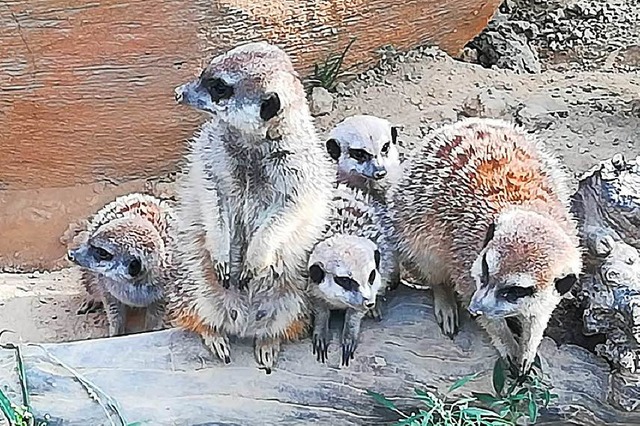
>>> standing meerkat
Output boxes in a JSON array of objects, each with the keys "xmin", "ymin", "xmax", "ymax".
[
  {"xmin": 169, "ymin": 41, "xmax": 335, "ymax": 373},
  {"xmin": 308, "ymin": 184, "xmax": 396, "ymax": 366},
  {"xmin": 67, "ymin": 193, "xmax": 174, "ymax": 337},
  {"xmin": 325, "ymin": 115, "xmax": 403, "ymax": 204},
  {"xmin": 390, "ymin": 117, "xmax": 582, "ymax": 374}
]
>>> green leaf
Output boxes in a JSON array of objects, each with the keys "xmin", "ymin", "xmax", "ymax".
[
  {"xmin": 448, "ymin": 372, "xmax": 480, "ymax": 393},
  {"xmin": 528, "ymin": 398, "xmax": 539, "ymax": 422},
  {"xmin": 366, "ymin": 390, "xmax": 398, "ymax": 411},
  {"xmin": 0, "ymin": 389, "xmax": 17, "ymax": 422},
  {"xmin": 493, "ymin": 359, "xmax": 506, "ymax": 396},
  {"xmin": 461, "ymin": 407, "xmax": 502, "ymax": 418}
]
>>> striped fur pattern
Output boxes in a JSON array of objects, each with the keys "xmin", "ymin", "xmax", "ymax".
[
  {"xmin": 390, "ymin": 117, "xmax": 583, "ymax": 374},
  {"xmin": 307, "ymin": 183, "xmax": 399, "ymax": 366},
  {"xmin": 70, "ymin": 193, "xmax": 175, "ymax": 337},
  {"xmin": 166, "ymin": 42, "xmax": 336, "ymax": 373}
]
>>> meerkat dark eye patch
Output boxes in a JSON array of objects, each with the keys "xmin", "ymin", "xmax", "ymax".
[
  {"xmin": 368, "ymin": 270, "xmax": 376, "ymax": 284},
  {"xmin": 334, "ymin": 276, "xmax": 359, "ymax": 292},
  {"xmin": 202, "ymin": 77, "xmax": 234, "ymax": 102},
  {"xmin": 481, "ymin": 253, "xmax": 490, "ymax": 285},
  {"xmin": 309, "ymin": 264, "xmax": 325, "ymax": 284},
  {"xmin": 554, "ymin": 273, "xmax": 577, "ymax": 295},
  {"xmin": 348, "ymin": 148, "xmax": 371, "ymax": 163},
  {"xmin": 381, "ymin": 142, "xmax": 390, "ymax": 155},
  {"xmin": 481, "ymin": 222, "xmax": 496, "ymax": 250},
  {"xmin": 91, "ymin": 245, "xmax": 113, "ymax": 262},
  {"xmin": 326, "ymin": 139, "xmax": 341, "ymax": 161},
  {"xmin": 498, "ymin": 286, "xmax": 535, "ymax": 303},
  {"xmin": 374, "ymin": 249, "xmax": 381, "ymax": 269},
  {"xmin": 260, "ymin": 92, "xmax": 281, "ymax": 121},
  {"xmin": 391, "ymin": 126, "xmax": 398, "ymax": 144},
  {"xmin": 128, "ymin": 258, "xmax": 142, "ymax": 277}
]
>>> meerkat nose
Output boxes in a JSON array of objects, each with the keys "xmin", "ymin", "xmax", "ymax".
[
  {"xmin": 364, "ymin": 300, "xmax": 376, "ymax": 309},
  {"xmin": 373, "ymin": 169, "xmax": 387, "ymax": 180}
]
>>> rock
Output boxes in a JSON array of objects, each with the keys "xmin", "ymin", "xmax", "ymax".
[
  {"xmin": 309, "ymin": 87, "xmax": 334, "ymax": 116},
  {"xmin": 515, "ymin": 93, "xmax": 569, "ymax": 130},
  {"xmin": 2, "ymin": 294, "xmax": 640, "ymax": 425},
  {"xmin": 571, "ymin": 155, "xmax": 640, "ymax": 411},
  {"xmin": 458, "ymin": 47, "xmax": 479, "ymax": 64},
  {"xmin": 461, "ymin": 88, "xmax": 517, "ymax": 119},
  {"xmin": 466, "ymin": 19, "xmax": 541, "ymax": 74}
]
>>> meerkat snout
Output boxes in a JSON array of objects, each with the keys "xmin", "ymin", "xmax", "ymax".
[{"xmin": 372, "ymin": 167, "xmax": 387, "ymax": 180}]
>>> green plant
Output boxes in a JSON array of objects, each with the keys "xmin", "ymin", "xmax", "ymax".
[
  {"xmin": 307, "ymin": 37, "xmax": 357, "ymax": 91},
  {"xmin": 368, "ymin": 355, "xmax": 557, "ymax": 426},
  {"xmin": 0, "ymin": 331, "xmax": 47, "ymax": 426}
]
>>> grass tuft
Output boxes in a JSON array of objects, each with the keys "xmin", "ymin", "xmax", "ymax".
[{"xmin": 368, "ymin": 355, "xmax": 557, "ymax": 425}]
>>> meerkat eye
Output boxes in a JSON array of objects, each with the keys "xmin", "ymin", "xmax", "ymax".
[
  {"xmin": 91, "ymin": 246, "xmax": 113, "ymax": 262},
  {"xmin": 381, "ymin": 142, "xmax": 390, "ymax": 155},
  {"xmin": 128, "ymin": 258, "xmax": 142, "ymax": 277},
  {"xmin": 202, "ymin": 77, "xmax": 234, "ymax": 102},
  {"xmin": 334, "ymin": 276, "xmax": 359, "ymax": 291},
  {"xmin": 368, "ymin": 270, "xmax": 376, "ymax": 284},
  {"xmin": 348, "ymin": 149, "xmax": 370, "ymax": 163},
  {"xmin": 498, "ymin": 286, "xmax": 534, "ymax": 303}
]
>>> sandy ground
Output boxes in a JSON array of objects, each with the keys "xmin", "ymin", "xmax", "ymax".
[{"xmin": 1, "ymin": 37, "xmax": 639, "ymax": 345}]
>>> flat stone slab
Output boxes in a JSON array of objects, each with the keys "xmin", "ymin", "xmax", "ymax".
[{"xmin": 1, "ymin": 288, "xmax": 639, "ymax": 425}]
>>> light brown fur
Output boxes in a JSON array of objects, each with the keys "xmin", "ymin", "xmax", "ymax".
[
  {"xmin": 390, "ymin": 117, "xmax": 582, "ymax": 374},
  {"xmin": 167, "ymin": 41, "xmax": 334, "ymax": 373}
]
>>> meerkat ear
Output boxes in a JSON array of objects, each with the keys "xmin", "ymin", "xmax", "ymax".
[
  {"xmin": 554, "ymin": 273, "xmax": 577, "ymax": 295},
  {"xmin": 481, "ymin": 222, "xmax": 496, "ymax": 250},
  {"xmin": 260, "ymin": 92, "xmax": 281, "ymax": 121},
  {"xmin": 309, "ymin": 264, "xmax": 325, "ymax": 284},
  {"xmin": 391, "ymin": 126, "xmax": 399, "ymax": 144},
  {"xmin": 128, "ymin": 258, "xmax": 142, "ymax": 277},
  {"xmin": 326, "ymin": 139, "xmax": 341, "ymax": 161},
  {"xmin": 374, "ymin": 249, "xmax": 381, "ymax": 269}
]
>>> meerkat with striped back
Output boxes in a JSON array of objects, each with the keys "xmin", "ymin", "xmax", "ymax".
[{"xmin": 390, "ymin": 117, "xmax": 582, "ymax": 374}]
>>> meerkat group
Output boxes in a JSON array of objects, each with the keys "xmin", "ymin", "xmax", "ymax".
[{"xmin": 67, "ymin": 41, "xmax": 583, "ymax": 377}]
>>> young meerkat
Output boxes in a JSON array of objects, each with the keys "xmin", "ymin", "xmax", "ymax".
[
  {"xmin": 390, "ymin": 117, "xmax": 582, "ymax": 374},
  {"xmin": 326, "ymin": 115, "xmax": 402, "ymax": 204},
  {"xmin": 67, "ymin": 193, "xmax": 174, "ymax": 337},
  {"xmin": 169, "ymin": 41, "xmax": 335, "ymax": 373},
  {"xmin": 308, "ymin": 184, "xmax": 395, "ymax": 366}
]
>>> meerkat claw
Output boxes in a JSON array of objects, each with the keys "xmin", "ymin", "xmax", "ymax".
[
  {"xmin": 77, "ymin": 299, "xmax": 103, "ymax": 315},
  {"xmin": 203, "ymin": 334, "xmax": 231, "ymax": 364},
  {"xmin": 433, "ymin": 286, "xmax": 459, "ymax": 339},
  {"xmin": 214, "ymin": 263, "xmax": 231, "ymax": 289},
  {"xmin": 255, "ymin": 337, "xmax": 281, "ymax": 374},
  {"xmin": 341, "ymin": 338, "xmax": 358, "ymax": 367},
  {"xmin": 312, "ymin": 333, "xmax": 329, "ymax": 363}
]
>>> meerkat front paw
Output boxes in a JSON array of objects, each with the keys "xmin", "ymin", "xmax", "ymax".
[
  {"xmin": 214, "ymin": 262, "xmax": 231, "ymax": 289},
  {"xmin": 203, "ymin": 333, "xmax": 231, "ymax": 364},
  {"xmin": 77, "ymin": 298, "xmax": 103, "ymax": 315},
  {"xmin": 432, "ymin": 285, "xmax": 459, "ymax": 338},
  {"xmin": 254, "ymin": 336, "xmax": 281, "ymax": 374},
  {"xmin": 341, "ymin": 310, "xmax": 364, "ymax": 367},
  {"xmin": 365, "ymin": 304, "xmax": 383, "ymax": 321},
  {"xmin": 312, "ymin": 309, "xmax": 331, "ymax": 363}
]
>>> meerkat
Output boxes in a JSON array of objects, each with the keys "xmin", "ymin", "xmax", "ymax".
[
  {"xmin": 325, "ymin": 115, "xmax": 403, "ymax": 204},
  {"xmin": 308, "ymin": 184, "xmax": 396, "ymax": 366},
  {"xmin": 169, "ymin": 41, "xmax": 335, "ymax": 373},
  {"xmin": 389, "ymin": 117, "xmax": 582, "ymax": 375},
  {"xmin": 67, "ymin": 193, "xmax": 175, "ymax": 337}
]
